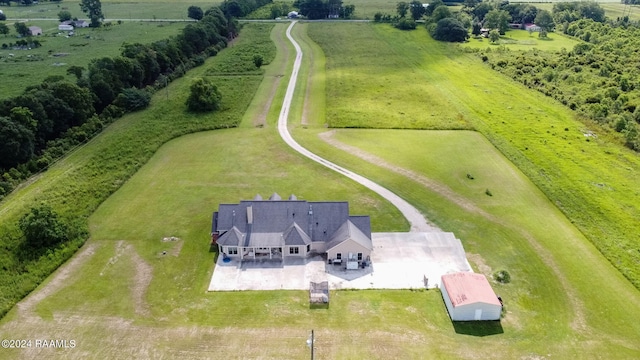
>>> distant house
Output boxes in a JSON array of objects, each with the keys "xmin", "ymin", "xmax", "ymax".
[
  {"xmin": 28, "ymin": 26, "xmax": 42, "ymax": 36},
  {"xmin": 440, "ymin": 272, "xmax": 502, "ymax": 321},
  {"xmin": 524, "ymin": 23, "xmax": 541, "ymax": 32},
  {"xmin": 212, "ymin": 194, "xmax": 372, "ymax": 266},
  {"xmin": 73, "ymin": 20, "xmax": 89, "ymax": 28},
  {"xmin": 287, "ymin": 11, "xmax": 298, "ymax": 18},
  {"xmin": 58, "ymin": 24, "xmax": 74, "ymax": 31}
]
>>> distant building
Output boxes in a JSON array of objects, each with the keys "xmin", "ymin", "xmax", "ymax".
[
  {"xmin": 440, "ymin": 272, "xmax": 502, "ymax": 321},
  {"xmin": 524, "ymin": 23, "xmax": 541, "ymax": 32},
  {"xmin": 287, "ymin": 11, "xmax": 298, "ymax": 18},
  {"xmin": 58, "ymin": 24, "xmax": 74, "ymax": 31},
  {"xmin": 73, "ymin": 20, "xmax": 89, "ymax": 28},
  {"xmin": 28, "ymin": 26, "xmax": 42, "ymax": 36}
]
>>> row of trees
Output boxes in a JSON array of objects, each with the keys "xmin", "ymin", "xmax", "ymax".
[
  {"xmin": 294, "ymin": 0, "xmax": 355, "ymax": 20},
  {"xmin": 0, "ymin": 5, "xmax": 245, "ymax": 199}
]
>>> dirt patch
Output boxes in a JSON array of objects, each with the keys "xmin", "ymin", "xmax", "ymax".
[
  {"xmin": 170, "ymin": 239, "xmax": 184, "ymax": 257},
  {"xmin": 129, "ymin": 248, "xmax": 152, "ymax": 317},
  {"xmin": 100, "ymin": 240, "xmax": 127, "ymax": 276},
  {"xmin": 467, "ymin": 253, "xmax": 492, "ymax": 276},
  {"xmin": 17, "ymin": 243, "xmax": 99, "ymax": 319}
]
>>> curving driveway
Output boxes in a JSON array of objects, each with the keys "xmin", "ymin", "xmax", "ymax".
[{"xmin": 277, "ymin": 21, "xmax": 439, "ymax": 232}]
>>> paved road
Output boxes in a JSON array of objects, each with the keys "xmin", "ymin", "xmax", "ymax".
[{"xmin": 277, "ymin": 21, "xmax": 439, "ymax": 232}]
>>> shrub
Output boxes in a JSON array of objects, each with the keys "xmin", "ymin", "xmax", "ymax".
[
  {"xmin": 395, "ymin": 18, "xmax": 417, "ymax": 30},
  {"xmin": 19, "ymin": 204, "xmax": 69, "ymax": 249},
  {"xmin": 494, "ymin": 270, "xmax": 511, "ymax": 283},
  {"xmin": 186, "ymin": 77, "xmax": 222, "ymax": 112},
  {"xmin": 114, "ymin": 88, "xmax": 152, "ymax": 112}
]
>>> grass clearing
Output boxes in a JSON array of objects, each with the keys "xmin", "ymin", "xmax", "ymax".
[
  {"xmin": 463, "ymin": 30, "xmax": 581, "ymax": 52},
  {"xmin": 306, "ymin": 22, "xmax": 640, "ymax": 291},
  {"xmin": 0, "ymin": 21, "xmax": 187, "ymax": 98}
]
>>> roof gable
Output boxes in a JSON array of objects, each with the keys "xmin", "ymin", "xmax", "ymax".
[
  {"xmin": 326, "ymin": 220, "xmax": 372, "ymax": 251},
  {"xmin": 217, "ymin": 226, "xmax": 244, "ymax": 246},
  {"xmin": 441, "ymin": 272, "xmax": 501, "ymax": 307}
]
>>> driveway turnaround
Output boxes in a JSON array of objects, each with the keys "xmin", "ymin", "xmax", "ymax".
[
  {"xmin": 208, "ymin": 232, "xmax": 472, "ymax": 291},
  {"xmin": 277, "ymin": 21, "xmax": 438, "ymax": 233}
]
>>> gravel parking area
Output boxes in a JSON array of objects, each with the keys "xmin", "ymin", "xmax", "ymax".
[{"xmin": 208, "ymin": 232, "xmax": 472, "ymax": 291}]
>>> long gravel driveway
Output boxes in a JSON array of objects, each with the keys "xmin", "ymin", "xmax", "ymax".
[{"xmin": 278, "ymin": 21, "xmax": 439, "ymax": 232}]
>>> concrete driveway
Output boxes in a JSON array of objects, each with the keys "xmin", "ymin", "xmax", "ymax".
[{"xmin": 208, "ymin": 232, "xmax": 472, "ymax": 291}]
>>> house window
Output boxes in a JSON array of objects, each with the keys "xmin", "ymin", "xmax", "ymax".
[
  {"xmin": 289, "ymin": 247, "xmax": 299, "ymax": 255},
  {"xmin": 306, "ymin": 244, "xmax": 311, "ymax": 253},
  {"xmin": 227, "ymin": 247, "xmax": 238, "ymax": 255},
  {"xmin": 336, "ymin": 253, "xmax": 342, "ymax": 260},
  {"xmin": 357, "ymin": 253, "xmax": 363, "ymax": 261}
]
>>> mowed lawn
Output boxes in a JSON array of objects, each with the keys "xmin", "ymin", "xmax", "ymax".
[
  {"xmin": 6, "ymin": 127, "xmax": 636, "ymax": 358},
  {"xmin": 305, "ymin": 22, "xmax": 640, "ymax": 291}
]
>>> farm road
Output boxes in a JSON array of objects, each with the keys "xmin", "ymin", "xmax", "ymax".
[{"xmin": 278, "ymin": 21, "xmax": 438, "ymax": 232}]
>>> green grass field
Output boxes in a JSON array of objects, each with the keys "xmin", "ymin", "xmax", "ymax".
[
  {"xmin": 464, "ymin": 29, "xmax": 581, "ymax": 52},
  {"xmin": 0, "ymin": 21, "xmax": 187, "ymax": 98},
  {"xmin": 304, "ymin": 22, "xmax": 640, "ymax": 291},
  {"xmin": 1, "ymin": 0, "xmax": 214, "ymax": 20},
  {"xmin": 1, "ymin": 15, "xmax": 640, "ymax": 360}
]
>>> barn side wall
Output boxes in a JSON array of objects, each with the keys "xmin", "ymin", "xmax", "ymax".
[
  {"xmin": 440, "ymin": 286, "xmax": 456, "ymax": 320},
  {"xmin": 451, "ymin": 303, "xmax": 502, "ymax": 321}
]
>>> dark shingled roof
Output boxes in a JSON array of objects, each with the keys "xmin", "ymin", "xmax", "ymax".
[{"xmin": 213, "ymin": 197, "xmax": 371, "ymax": 248}]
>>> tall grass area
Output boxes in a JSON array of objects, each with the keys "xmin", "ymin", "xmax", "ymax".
[
  {"xmin": 0, "ymin": 23, "xmax": 275, "ymax": 319},
  {"xmin": 307, "ymin": 23, "xmax": 640, "ymax": 290},
  {"xmin": 0, "ymin": 21, "xmax": 188, "ymax": 98}
]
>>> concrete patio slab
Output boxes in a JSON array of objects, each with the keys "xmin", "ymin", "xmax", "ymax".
[{"xmin": 208, "ymin": 232, "xmax": 473, "ymax": 291}]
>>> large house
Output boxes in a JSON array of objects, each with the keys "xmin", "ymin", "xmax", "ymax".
[{"xmin": 211, "ymin": 194, "xmax": 372, "ymax": 266}]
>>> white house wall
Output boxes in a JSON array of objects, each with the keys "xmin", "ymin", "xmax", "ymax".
[{"xmin": 326, "ymin": 239, "xmax": 371, "ymax": 262}]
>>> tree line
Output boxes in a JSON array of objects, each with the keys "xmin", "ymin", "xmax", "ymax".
[{"xmin": 0, "ymin": 1, "xmax": 278, "ymax": 200}]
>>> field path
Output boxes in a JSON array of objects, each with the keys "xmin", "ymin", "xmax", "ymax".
[{"xmin": 278, "ymin": 21, "xmax": 437, "ymax": 232}]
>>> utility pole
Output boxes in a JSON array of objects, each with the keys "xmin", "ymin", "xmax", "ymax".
[{"xmin": 306, "ymin": 329, "xmax": 314, "ymax": 360}]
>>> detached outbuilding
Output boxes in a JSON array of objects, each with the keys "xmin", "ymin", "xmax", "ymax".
[{"xmin": 441, "ymin": 272, "xmax": 502, "ymax": 321}]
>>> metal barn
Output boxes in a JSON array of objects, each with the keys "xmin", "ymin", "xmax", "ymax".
[{"xmin": 441, "ymin": 272, "xmax": 502, "ymax": 321}]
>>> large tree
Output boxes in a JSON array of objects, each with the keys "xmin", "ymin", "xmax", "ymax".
[
  {"xmin": 409, "ymin": 0, "xmax": 425, "ymax": 20},
  {"xmin": 58, "ymin": 10, "xmax": 73, "ymax": 22},
  {"xmin": 188, "ymin": 6, "xmax": 204, "ymax": 20},
  {"xmin": 396, "ymin": 2, "xmax": 409, "ymax": 17},
  {"xmin": 14, "ymin": 22, "xmax": 30, "ymax": 37},
  {"xmin": 80, "ymin": 0, "xmax": 105, "ymax": 27},
  {"xmin": 186, "ymin": 78, "xmax": 222, "ymax": 112},
  {"xmin": 0, "ymin": 23, "xmax": 9, "ymax": 36},
  {"xmin": 535, "ymin": 10, "xmax": 555, "ymax": 33},
  {"xmin": 0, "ymin": 114, "xmax": 35, "ymax": 169},
  {"xmin": 484, "ymin": 9, "xmax": 510, "ymax": 34},
  {"xmin": 432, "ymin": 17, "xmax": 468, "ymax": 42}
]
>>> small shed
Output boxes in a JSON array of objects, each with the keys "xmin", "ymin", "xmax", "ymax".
[
  {"xmin": 28, "ymin": 26, "xmax": 42, "ymax": 36},
  {"xmin": 440, "ymin": 272, "xmax": 502, "ymax": 321}
]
